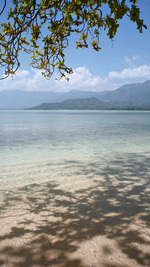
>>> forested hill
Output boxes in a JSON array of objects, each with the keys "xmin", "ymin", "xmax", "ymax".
[
  {"xmin": 0, "ymin": 80, "xmax": 150, "ymax": 109},
  {"xmin": 28, "ymin": 97, "xmax": 111, "ymax": 110},
  {"xmin": 98, "ymin": 80, "xmax": 150, "ymax": 107},
  {"xmin": 28, "ymin": 97, "xmax": 150, "ymax": 110}
]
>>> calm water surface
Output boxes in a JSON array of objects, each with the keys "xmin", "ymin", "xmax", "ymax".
[{"xmin": 0, "ymin": 110, "xmax": 150, "ymax": 190}]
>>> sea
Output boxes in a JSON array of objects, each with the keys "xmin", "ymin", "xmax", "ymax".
[
  {"xmin": 0, "ymin": 110, "xmax": 150, "ymax": 189},
  {"xmin": 0, "ymin": 110, "xmax": 150, "ymax": 266},
  {"xmin": 0, "ymin": 110, "xmax": 150, "ymax": 192}
]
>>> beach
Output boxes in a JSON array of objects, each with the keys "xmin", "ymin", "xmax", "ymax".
[
  {"xmin": 0, "ymin": 110, "xmax": 150, "ymax": 266},
  {"xmin": 0, "ymin": 154, "xmax": 150, "ymax": 267}
]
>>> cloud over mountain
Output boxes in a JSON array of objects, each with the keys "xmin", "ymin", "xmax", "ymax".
[{"xmin": 1, "ymin": 64, "xmax": 150, "ymax": 92}]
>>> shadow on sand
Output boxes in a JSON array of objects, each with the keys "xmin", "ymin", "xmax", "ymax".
[{"xmin": 0, "ymin": 153, "xmax": 150, "ymax": 266}]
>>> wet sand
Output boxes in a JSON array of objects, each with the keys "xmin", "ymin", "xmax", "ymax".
[{"xmin": 0, "ymin": 156, "xmax": 150, "ymax": 267}]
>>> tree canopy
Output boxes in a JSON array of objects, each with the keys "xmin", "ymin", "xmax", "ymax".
[{"xmin": 0, "ymin": 0, "xmax": 147, "ymax": 80}]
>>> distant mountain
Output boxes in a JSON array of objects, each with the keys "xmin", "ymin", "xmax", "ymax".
[
  {"xmin": 0, "ymin": 90, "xmax": 62, "ymax": 109},
  {"xmin": 54, "ymin": 89, "xmax": 104, "ymax": 102},
  {"xmin": 0, "ymin": 89, "xmax": 105, "ymax": 109},
  {"xmin": 28, "ymin": 97, "xmax": 112, "ymax": 110},
  {"xmin": 97, "ymin": 80, "xmax": 150, "ymax": 107},
  {"xmin": 28, "ymin": 97, "xmax": 150, "ymax": 110},
  {"xmin": 0, "ymin": 80, "xmax": 150, "ymax": 109}
]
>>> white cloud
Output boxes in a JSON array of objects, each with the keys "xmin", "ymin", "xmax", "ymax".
[
  {"xmin": 0, "ymin": 67, "xmax": 105, "ymax": 92},
  {"xmin": 124, "ymin": 55, "xmax": 140, "ymax": 66},
  {"xmin": 56, "ymin": 67, "xmax": 102, "ymax": 91},
  {"xmin": 0, "ymin": 69, "xmax": 53, "ymax": 91},
  {"xmin": 132, "ymin": 55, "xmax": 140, "ymax": 61},
  {"xmin": 0, "ymin": 64, "xmax": 150, "ymax": 93},
  {"xmin": 109, "ymin": 65, "xmax": 150, "ymax": 80}
]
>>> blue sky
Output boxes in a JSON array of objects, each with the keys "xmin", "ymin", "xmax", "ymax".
[{"xmin": 0, "ymin": 0, "xmax": 150, "ymax": 92}]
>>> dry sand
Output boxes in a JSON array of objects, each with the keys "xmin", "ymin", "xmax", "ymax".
[{"xmin": 0, "ymin": 159, "xmax": 150, "ymax": 267}]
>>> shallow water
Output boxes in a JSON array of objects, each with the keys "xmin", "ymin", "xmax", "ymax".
[
  {"xmin": 0, "ymin": 110, "xmax": 150, "ymax": 190},
  {"xmin": 0, "ymin": 110, "xmax": 150, "ymax": 266}
]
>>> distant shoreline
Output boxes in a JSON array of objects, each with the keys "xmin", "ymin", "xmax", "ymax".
[
  {"xmin": 26, "ymin": 108, "xmax": 150, "ymax": 111},
  {"xmin": 26, "ymin": 96, "xmax": 150, "ymax": 111},
  {"xmin": 1, "ymin": 80, "xmax": 150, "ymax": 109},
  {"xmin": 1, "ymin": 108, "xmax": 150, "ymax": 111}
]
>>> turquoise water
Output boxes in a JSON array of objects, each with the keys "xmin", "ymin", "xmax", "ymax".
[{"xmin": 0, "ymin": 110, "xmax": 150, "ymax": 190}]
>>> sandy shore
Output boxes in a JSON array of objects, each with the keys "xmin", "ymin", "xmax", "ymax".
[{"xmin": 0, "ymin": 158, "xmax": 150, "ymax": 267}]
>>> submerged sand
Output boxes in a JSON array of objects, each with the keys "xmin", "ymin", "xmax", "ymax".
[{"xmin": 0, "ymin": 156, "xmax": 150, "ymax": 267}]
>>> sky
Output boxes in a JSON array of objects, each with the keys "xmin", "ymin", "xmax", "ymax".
[{"xmin": 0, "ymin": 0, "xmax": 150, "ymax": 92}]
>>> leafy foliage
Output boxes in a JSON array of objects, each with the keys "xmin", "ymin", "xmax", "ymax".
[{"xmin": 0, "ymin": 0, "xmax": 147, "ymax": 79}]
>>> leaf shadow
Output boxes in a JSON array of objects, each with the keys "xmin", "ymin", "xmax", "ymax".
[{"xmin": 0, "ymin": 153, "xmax": 150, "ymax": 266}]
